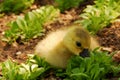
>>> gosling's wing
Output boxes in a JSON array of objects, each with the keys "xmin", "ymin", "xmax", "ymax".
[{"xmin": 35, "ymin": 29, "xmax": 67, "ymax": 56}]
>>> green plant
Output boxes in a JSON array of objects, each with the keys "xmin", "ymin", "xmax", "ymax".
[
  {"xmin": 1, "ymin": 55, "xmax": 51, "ymax": 80},
  {"xmin": 61, "ymin": 50, "xmax": 120, "ymax": 80},
  {"xmin": 1, "ymin": 50, "xmax": 120, "ymax": 79},
  {"xmin": 0, "ymin": 0, "xmax": 34, "ymax": 13},
  {"xmin": 3, "ymin": 6, "xmax": 60, "ymax": 44},
  {"xmin": 80, "ymin": 0, "xmax": 120, "ymax": 34},
  {"xmin": 55, "ymin": 0, "xmax": 84, "ymax": 12}
]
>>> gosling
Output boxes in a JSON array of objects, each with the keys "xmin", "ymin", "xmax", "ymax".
[{"xmin": 35, "ymin": 24, "xmax": 99, "ymax": 68}]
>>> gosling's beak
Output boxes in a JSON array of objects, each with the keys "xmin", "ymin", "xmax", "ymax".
[{"xmin": 79, "ymin": 49, "xmax": 90, "ymax": 58}]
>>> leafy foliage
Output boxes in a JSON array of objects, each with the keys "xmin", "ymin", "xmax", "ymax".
[
  {"xmin": 1, "ymin": 50, "xmax": 120, "ymax": 80},
  {"xmin": 1, "ymin": 0, "xmax": 120, "ymax": 80},
  {"xmin": 1, "ymin": 55, "xmax": 50, "ymax": 80},
  {"xmin": 80, "ymin": 0, "xmax": 120, "ymax": 34},
  {"xmin": 55, "ymin": 0, "xmax": 84, "ymax": 12},
  {"xmin": 57, "ymin": 50, "xmax": 120, "ymax": 80},
  {"xmin": 0, "ymin": 0, "xmax": 34, "ymax": 13},
  {"xmin": 3, "ymin": 6, "xmax": 60, "ymax": 44}
]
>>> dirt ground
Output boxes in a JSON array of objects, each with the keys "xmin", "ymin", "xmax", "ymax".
[
  {"xmin": 0, "ymin": 8, "xmax": 79, "ymax": 63},
  {"xmin": 0, "ymin": 1, "xmax": 88, "ymax": 63},
  {"xmin": 1, "ymin": 9, "xmax": 120, "ymax": 64},
  {"xmin": 0, "ymin": 1, "xmax": 120, "ymax": 79},
  {"xmin": 97, "ymin": 21, "xmax": 120, "ymax": 51}
]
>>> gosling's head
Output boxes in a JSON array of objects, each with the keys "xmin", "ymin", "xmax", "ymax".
[{"xmin": 63, "ymin": 26, "xmax": 91, "ymax": 56}]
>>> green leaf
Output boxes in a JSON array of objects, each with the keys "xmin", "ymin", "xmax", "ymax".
[
  {"xmin": 3, "ymin": 6, "xmax": 60, "ymax": 43},
  {"xmin": 55, "ymin": 0, "xmax": 84, "ymax": 12},
  {"xmin": 0, "ymin": 0, "xmax": 34, "ymax": 13},
  {"xmin": 80, "ymin": 0, "xmax": 120, "ymax": 34}
]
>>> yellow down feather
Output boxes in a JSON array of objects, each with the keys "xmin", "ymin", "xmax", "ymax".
[{"xmin": 35, "ymin": 24, "xmax": 99, "ymax": 68}]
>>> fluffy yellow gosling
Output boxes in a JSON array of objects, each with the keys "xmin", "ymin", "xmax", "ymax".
[{"xmin": 35, "ymin": 24, "xmax": 99, "ymax": 68}]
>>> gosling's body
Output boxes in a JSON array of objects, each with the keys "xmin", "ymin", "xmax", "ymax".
[
  {"xmin": 35, "ymin": 25, "xmax": 99, "ymax": 68},
  {"xmin": 35, "ymin": 29, "xmax": 71, "ymax": 68}
]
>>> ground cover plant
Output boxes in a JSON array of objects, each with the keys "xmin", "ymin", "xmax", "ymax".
[
  {"xmin": 55, "ymin": 0, "xmax": 84, "ymax": 12},
  {"xmin": 0, "ymin": 0, "xmax": 34, "ymax": 13},
  {"xmin": 1, "ymin": 50, "xmax": 120, "ymax": 80},
  {"xmin": 80, "ymin": 0, "xmax": 120, "ymax": 34},
  {"xmin": 1, "ymin": 55, "xmax": 50, "ymax": 80},
  {"xmin": 3, "ymin": 6, "xmax": 60, "ymax": 44},
  {"xmin": 0, "ymin": 0, "xmax": 120, "ymax": 80},
  {"xmin": 64, "ymin": 50, "xmax": 120, "ymax": 80}
]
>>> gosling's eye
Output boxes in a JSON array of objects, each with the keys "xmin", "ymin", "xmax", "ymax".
[{"xmin": 76, "ymin": 41, "xmax": 81, "ymax": 47}]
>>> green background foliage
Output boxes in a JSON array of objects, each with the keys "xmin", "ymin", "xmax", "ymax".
[
  {"xmin": 0, "ymin": 0, "xmax": 34, "ymax": 13},
  {"xmin": 55, "ymin": 0, "xmax": 84, "ymax": 12}
]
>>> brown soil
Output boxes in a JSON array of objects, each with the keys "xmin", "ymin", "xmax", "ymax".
[
  {"xmin": 97, "ymin": 21, "xmax": 120, "ymax": 51},
  {"xmin": 0, "ymin": 0, "xmax": 94, "ymax": 64},
  {"xmin": 0, "ymin": 7, "xmax": 81, "ymax": 63},
  {"xmin": 97, "ymin": 21, "xmax": 120, "ymax": 63},
  {"xmin": 0, "ymin": 1, "xmax": 120, "ymax": 79}
]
